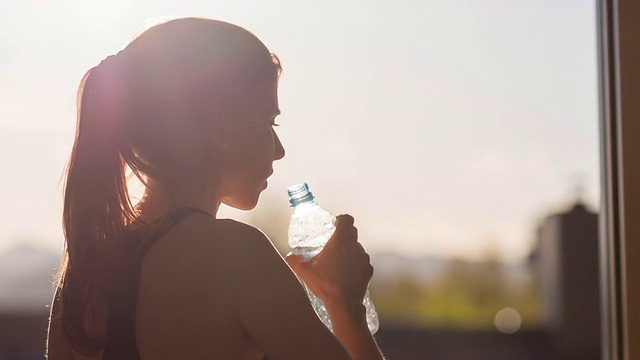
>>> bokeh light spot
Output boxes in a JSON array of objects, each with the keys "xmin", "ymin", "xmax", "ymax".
[{"xmin": 494, "ymin": 307, "xmax": 522, "ymax": 334}]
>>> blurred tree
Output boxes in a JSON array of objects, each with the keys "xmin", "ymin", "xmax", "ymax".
[
  {"xmin": 371, "ymin": 274, "xmax": 430, "ymax": 326},
  {"xmin": 370, "ymin": 249, "xmax": 542, "ymax": 330}
]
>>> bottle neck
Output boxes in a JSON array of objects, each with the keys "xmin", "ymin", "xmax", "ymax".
[
  {"xmin": 287, "ymin": 183, "xmax": 315, "ymax": 207},
  {"xmin": 292, "ymin": 199, "xmax": 318, "ymax": 210}
]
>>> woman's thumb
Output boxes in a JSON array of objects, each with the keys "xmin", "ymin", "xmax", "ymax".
[{"xmin": 285, "ymin": 253, "xmax": 309, "ymax": 274}]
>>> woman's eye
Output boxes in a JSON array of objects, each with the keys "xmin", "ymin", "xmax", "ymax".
[{"xmin": 270, "ymin": 119, "xmax": 280, "ymax": 127}]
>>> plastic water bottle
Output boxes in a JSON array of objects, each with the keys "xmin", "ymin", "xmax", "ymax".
[{"xmin": 287, "ymin": 183, "xmax": 379, "ymax": 334}]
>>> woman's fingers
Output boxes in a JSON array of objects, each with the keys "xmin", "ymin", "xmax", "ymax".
[
  {"xmin": 336, "ymin": 215, "xmax": 356, "ymax": 238},
  {"xmin": 328, "ymin": 214, "xmax": 358, "ymax": 248},
  {"xmin": 336, "ymin": 214, "xmax": 354, "ymax": 228},
  {"xmin": 291, "ymin": 213, "xmax": 375, "ymax": 304},
  {"xmin": 366, "ymin": 263, "xmax": 374, "ymax": 279},
  {"xmin": 350, "ymin": 226, "xmax": 358, "ymax": 241}
]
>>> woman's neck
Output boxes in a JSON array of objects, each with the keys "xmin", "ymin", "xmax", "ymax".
[{"xmin": 135, "ymin": 177, "xmax": 220, "ymax": 224}]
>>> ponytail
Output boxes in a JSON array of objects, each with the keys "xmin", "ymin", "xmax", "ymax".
[{"xmin": 56, "ymin": 54, "xmax": 138, "ymax": 355}]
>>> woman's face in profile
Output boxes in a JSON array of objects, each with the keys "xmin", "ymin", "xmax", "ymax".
[{"xmin": 218, "ymin": 81, "xmax": 285, "ymax": 210}]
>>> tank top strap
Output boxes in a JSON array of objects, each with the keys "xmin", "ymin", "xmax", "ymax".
[
  {"xmin": 130, "ymin": 206, "xmax": 213, "ymax": 258},
  {"xmin": 103, "ymin": 206, "xmax": 213, "ymax": 360},
  {"xmin": 156, "ymin": 206, "xmax": 214, "ymax": 229},
  {"xmin": 166, "ymin": 206, "xmax": 213, "ymax": 225}
]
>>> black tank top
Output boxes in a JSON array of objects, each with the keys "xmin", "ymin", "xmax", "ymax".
[{"xmin": 102, "ymin": 207, "xmax": 213, "ymax": 359}]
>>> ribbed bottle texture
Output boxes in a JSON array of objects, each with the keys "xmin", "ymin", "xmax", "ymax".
[{"xmin": 287, "ymin": 183, "xmax": 379, "ymax": 334}]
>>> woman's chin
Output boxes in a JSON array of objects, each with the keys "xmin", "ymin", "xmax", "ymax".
[{"xmin": 222, "ymin": 194, "xmax": 262, "ymax": 211}]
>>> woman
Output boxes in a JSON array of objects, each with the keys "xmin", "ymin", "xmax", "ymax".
[{"xmin": 46, "ymin": 17, "xmax": 384, "ymax": 360}]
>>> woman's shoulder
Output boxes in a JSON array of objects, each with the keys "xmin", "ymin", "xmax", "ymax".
[
  {"xmin": 142, "ymin": 211, "xmax": 286, "ymax": 301},
  {"xmin": 215, "ymin": 217, "xmax": 268, "ymax": 238},
  {"xmin": 173, "ymin": 213, "xmax": 281, "ymax": 268},
  {"xmin": 157, "ymin": 213, "xmax": 288, "ymax": 303},
  {"xmin": 185, "ymin": 214, "xmax": 271, "ymax": 247}
]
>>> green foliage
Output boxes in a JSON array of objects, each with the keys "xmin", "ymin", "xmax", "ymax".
[{"xmin": 370, "ymin": 257, "xmax": 542, "ymax": 330}]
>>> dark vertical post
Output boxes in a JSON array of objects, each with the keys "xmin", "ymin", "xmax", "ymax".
[{"xmin": 597, "ymin": 0, "xmax": 640, "ymax": 359}]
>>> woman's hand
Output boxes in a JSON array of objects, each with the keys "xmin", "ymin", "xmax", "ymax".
[
  {"xmin": 284, "ymin": 215, "xmax": 385, "ymax": 360},
  {"xmin": 285, "ymin": 214, "xmax": 374, "ymax": 308}
]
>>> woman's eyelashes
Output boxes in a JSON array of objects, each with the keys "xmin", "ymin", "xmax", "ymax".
[{"xmin": 270, "ymin": 117, "xmax": 280, "ymax": 127}]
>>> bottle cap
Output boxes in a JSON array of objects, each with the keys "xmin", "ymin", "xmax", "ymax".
[{"xmin": 287, "ymin": 183, "xmax": 315, "ymax": 206}]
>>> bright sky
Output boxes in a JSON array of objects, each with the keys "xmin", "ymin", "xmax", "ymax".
[{"xmin": 0, "ymin": 1, "xmax": 599, "ymax": 261}]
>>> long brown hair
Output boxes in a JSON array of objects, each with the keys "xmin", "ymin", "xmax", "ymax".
[{"xmin": 56, "ymin": 17, "xmax": 281, "ymax": 355}]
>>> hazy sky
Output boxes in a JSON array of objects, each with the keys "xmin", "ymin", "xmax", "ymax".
[{"xmin": 0, "ymin": 1, "xmax": 599, "ymax": 261}]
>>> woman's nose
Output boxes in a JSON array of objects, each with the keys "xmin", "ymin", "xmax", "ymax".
[{"xmin": 273, "ymin": 131, "xmax": 285, "ymax": 161}]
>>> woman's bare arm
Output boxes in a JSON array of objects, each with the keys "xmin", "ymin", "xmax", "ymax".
[
  {"xmin": 210, "ymin": 220, "xmax": 355, "ymax": 359},
  {"xmin": 207, "ymin": 217, "xmax": 384, "ymax": 360},
  {"xmin": 324, "ymin": 299, "xmax": 384, "ymax": 360}
]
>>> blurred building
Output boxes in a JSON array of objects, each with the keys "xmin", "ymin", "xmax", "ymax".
[
  {"xmin": 532, "ymin": 200, "xmax": 600, "ymax": 359},
  {"xmin": 0, "ymin": 245, "xmax": 58, "ymax": 360}
]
